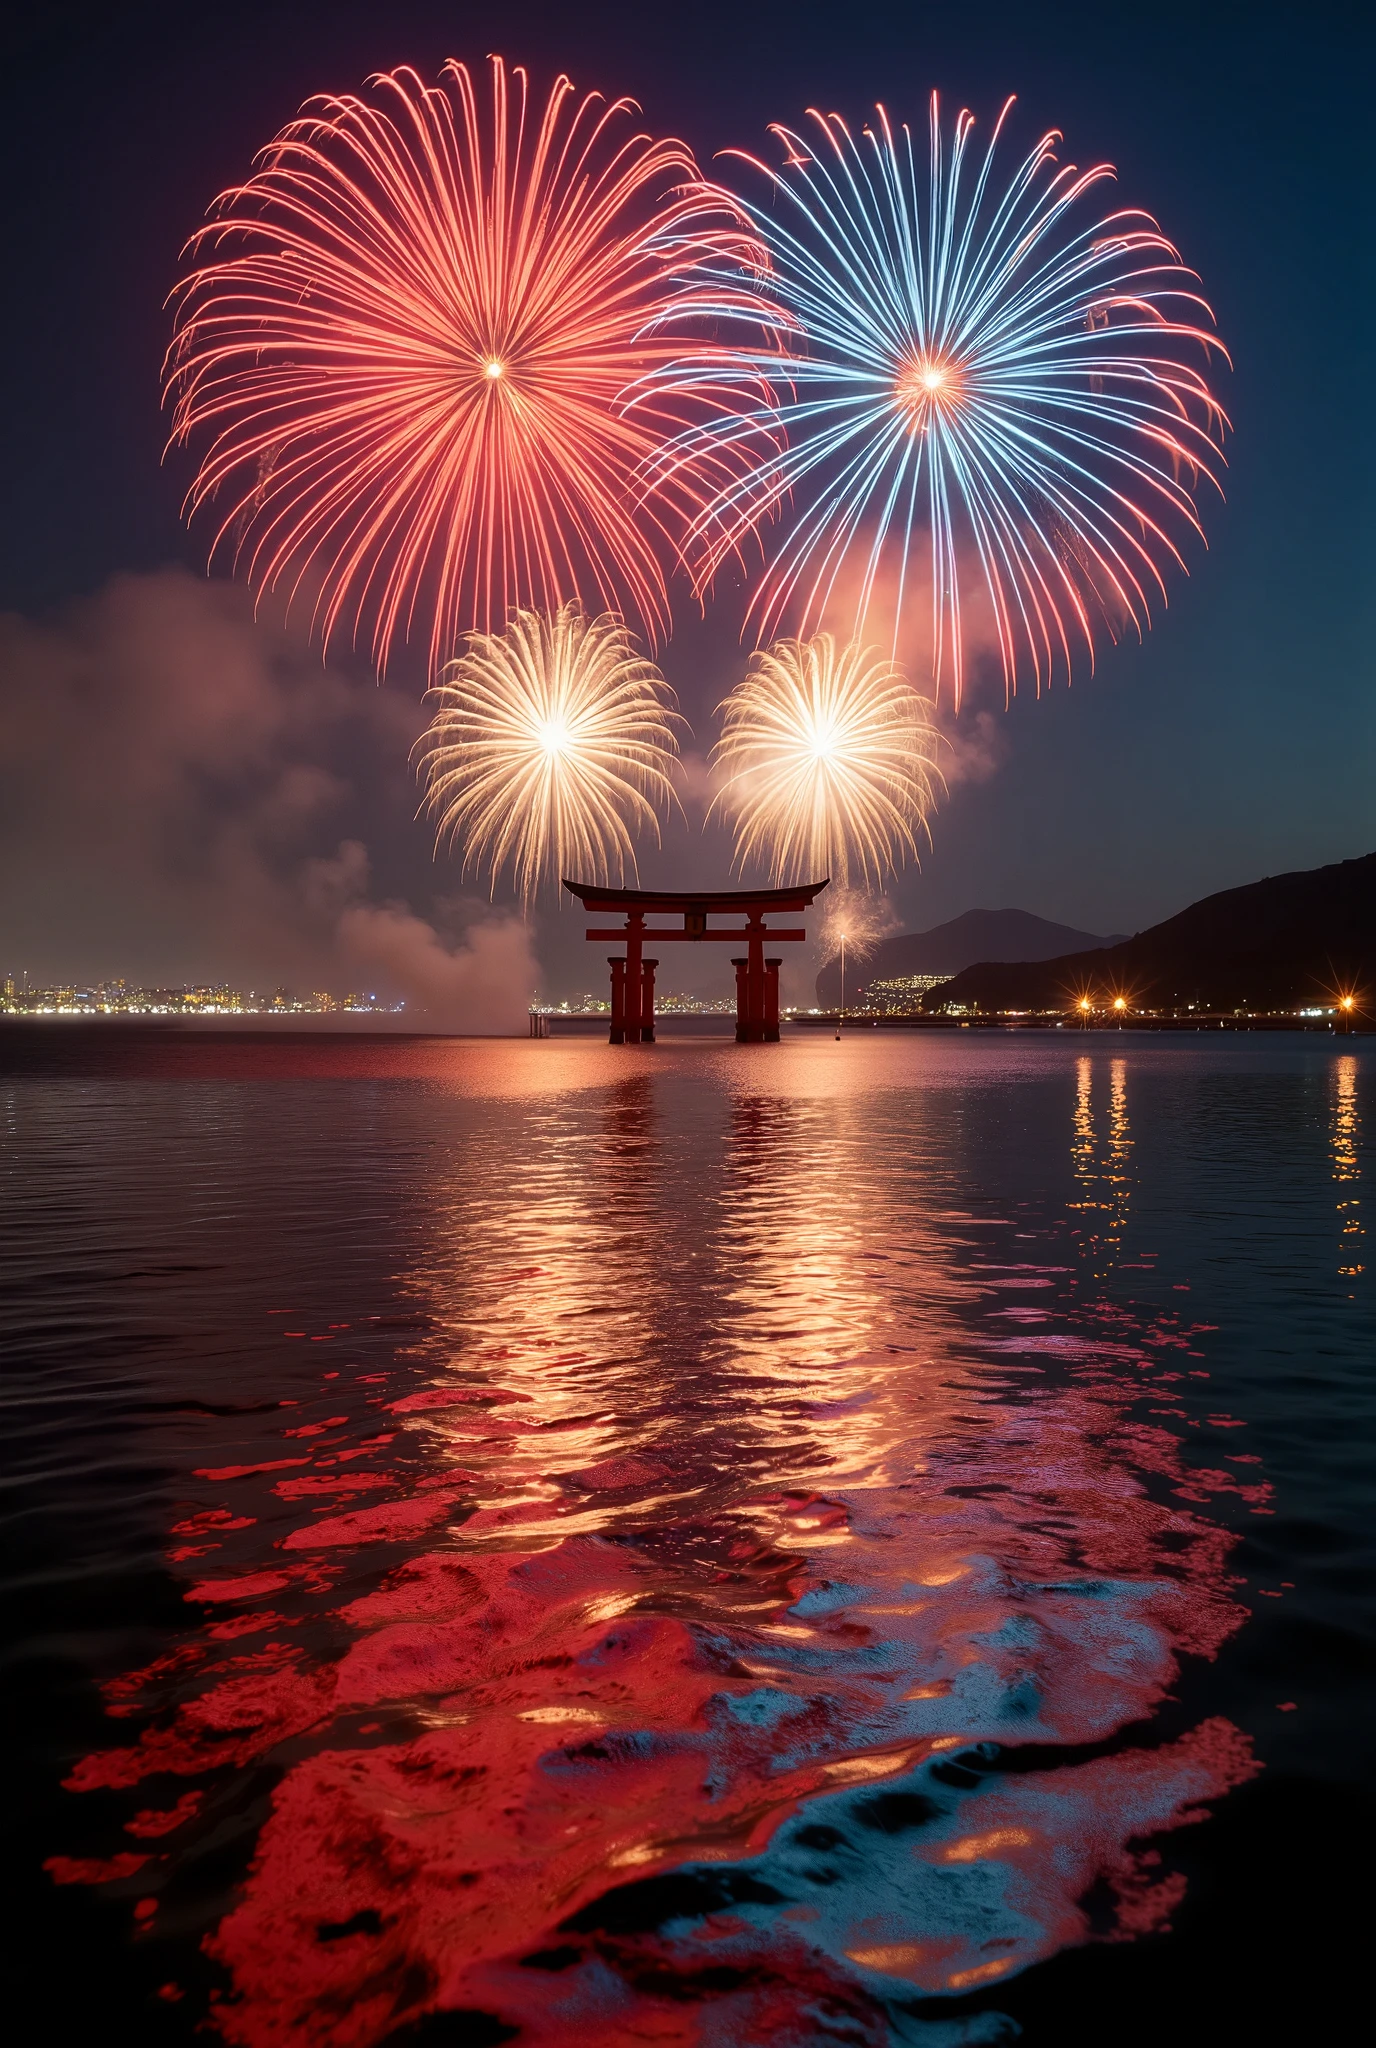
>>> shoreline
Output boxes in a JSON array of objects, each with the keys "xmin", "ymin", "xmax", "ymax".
[{"xmin": 0, "ymin": 1015, "xmax": 1368, "ymax": 1041}]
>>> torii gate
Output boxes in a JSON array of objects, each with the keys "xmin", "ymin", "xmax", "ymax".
[{"xmin": 563, "ymin": 880, "xmax": 830, "ymax": 1044}]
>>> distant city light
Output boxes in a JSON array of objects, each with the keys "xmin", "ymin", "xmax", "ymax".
[{"xmin": 0, "ymin": 980, "xmax": 402, "ymax": 1018}]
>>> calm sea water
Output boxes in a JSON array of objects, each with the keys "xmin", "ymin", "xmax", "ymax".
[{"xmin": 2, "ymin": 1029, "xmax": 1372, "ymax": 2047}]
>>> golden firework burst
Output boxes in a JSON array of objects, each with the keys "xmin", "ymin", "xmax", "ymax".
[
  {"xmin": 416, "ymin": 604, "xmax": 682, "ymax": 905},
  {"xmin": 710, "ymin": 634, "xmax": 943, "ymax": 885}
]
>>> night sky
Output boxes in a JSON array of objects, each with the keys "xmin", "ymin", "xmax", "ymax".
[{"xmin": 2, "ymin": 0, "xmax": 1371, "ymax": 1008}]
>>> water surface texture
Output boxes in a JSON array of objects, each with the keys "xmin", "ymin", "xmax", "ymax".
[{"xmin": 3, "ymin": 1032, "xmax": 1372, "ymax": 2045}]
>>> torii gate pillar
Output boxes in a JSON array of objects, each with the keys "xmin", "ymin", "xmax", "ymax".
[
  {"xmin": 607, "ymin": 952, "xmax": 658, "ymax": 1045},
  {"xmin": 732, "ymin": 952, "xmax": 784, "ymax": 1042},
  {"xmin": 565, "ymin": 881, "xmax": 830, "ymax": 1045}
]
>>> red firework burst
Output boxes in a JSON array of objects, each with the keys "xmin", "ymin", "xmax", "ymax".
[{"xmin": 164, "ymin": 58, "xmax": 762, "ymax": 674}]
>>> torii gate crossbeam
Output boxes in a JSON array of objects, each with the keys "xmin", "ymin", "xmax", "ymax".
[{"xmin": 563, "ymin": 880, "xmax": 830, "ymax": 1044}]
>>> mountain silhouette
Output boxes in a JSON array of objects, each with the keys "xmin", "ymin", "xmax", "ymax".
[
  {"xmin": 816, "ymin": 908, "xmax": 1126, "ymax": 1007},
  {"xmin": 925, "ymin": 851, "xmax": 1376, "ymax": 1012}
]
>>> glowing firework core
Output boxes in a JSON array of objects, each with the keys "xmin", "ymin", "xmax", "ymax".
[
  {"xmin": 896, "ymin": 354, "xmax": 965, "ymax": 425},
  {"xmin": 416, "ymin": 603, "xmax": 682, "ymax": 905},
  {"xmin": 712, "ymin": 634, "xmax": 944, "ymax": 886}
]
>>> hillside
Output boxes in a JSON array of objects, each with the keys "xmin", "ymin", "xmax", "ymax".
[
  {"xmin": 816, "ymin": 908, "xmax": 1125, "ymax": 1008},
  {"xmin": 926, "ymin": 852, "xmax": 1376, "ymax": 1012}
]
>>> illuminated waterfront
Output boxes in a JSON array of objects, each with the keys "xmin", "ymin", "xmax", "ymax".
[{"xmin": 0, "ymin": 978, "xmax": 402, "ymax": 1018}]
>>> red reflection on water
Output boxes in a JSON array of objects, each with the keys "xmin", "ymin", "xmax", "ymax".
[{"xmin": 53, "ymin": 1051, "xmax": 1267, "ymax": 2041}]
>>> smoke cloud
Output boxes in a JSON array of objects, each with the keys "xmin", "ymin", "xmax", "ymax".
[
  {"xmin": 0, "ymin": 570, "xmax": 534, "ymax": 1030},
  {"xmin": 936, "ymin": 707, "xmax": 1008, "ymax": 789},
  {"xmin": 338, "ymin": 902, "xmax": 536, "ymax": 1033}
]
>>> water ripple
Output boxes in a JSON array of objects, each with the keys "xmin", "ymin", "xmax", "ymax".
[{"xmin": 4, "ymin": 1034, "xmax": 1371, "ymax": 2044}]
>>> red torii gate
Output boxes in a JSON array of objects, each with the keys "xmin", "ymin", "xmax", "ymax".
[{"xmin": 564, "ymin": 880, "xmax": 830, "ymax": 1044}]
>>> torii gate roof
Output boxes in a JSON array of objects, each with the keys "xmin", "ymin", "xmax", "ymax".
[{"xmin": 563, "ymin": 879, "xmax": 830, "ymax": 912}]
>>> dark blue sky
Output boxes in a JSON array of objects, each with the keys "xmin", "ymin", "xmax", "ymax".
[{"xmin": 1, "ymin": 0, "xmax": 1371, "ymax": 996}]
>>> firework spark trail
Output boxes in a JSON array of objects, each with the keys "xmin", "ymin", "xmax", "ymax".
[
  {"xmin": 164, "ymin": 58, "xmax": 764, "ymax": 676},
  {"xmin": 649, "ymin": 94, "xmax": 1228, "ymax": 704},
  {"xmin": 815, "ymin": 885, "xmax": 900, "ymax": 967},
  {"xmin": 711, "ymin": 634, "xmax": 943, "ymax": 887},
  {"xmin": 415, "ymin": 604, "xmax": 683, "ymax": 905}
]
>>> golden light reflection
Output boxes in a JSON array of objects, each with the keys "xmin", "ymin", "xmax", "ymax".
[
  {"xmin": 845, "ymin": 1942, "xmax": 936, "ymax": 1972},
  {"xmin": 1332, "ymin": 1055, "xmax": 1364, "ymax": 1285},
  {"xmin": 941, "ymin": 1827, "xmax": 1035, "ymax": 1863},
  {"xmin": 389, "ymin": 1054, "xmax": 989, "ymax": 1581},
  {"xmin": 1068, "ymin": 1055, "xmax": 1133, "ymax": 1276},
  {"xmin": 703, "ymin": 1080, "xmax": 985, "ymax": 1517},
  {"xmin": 948, "ymin": 1958, "xmax": 1017, "ymax": 1990},
  {"xmin": 391, "ymin": 1071, "xmax": 671, "ymax": 1534},
  {"xmin": 1109, "ymin": 1057, "xmax": 1133, "ymax": 1259}
]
